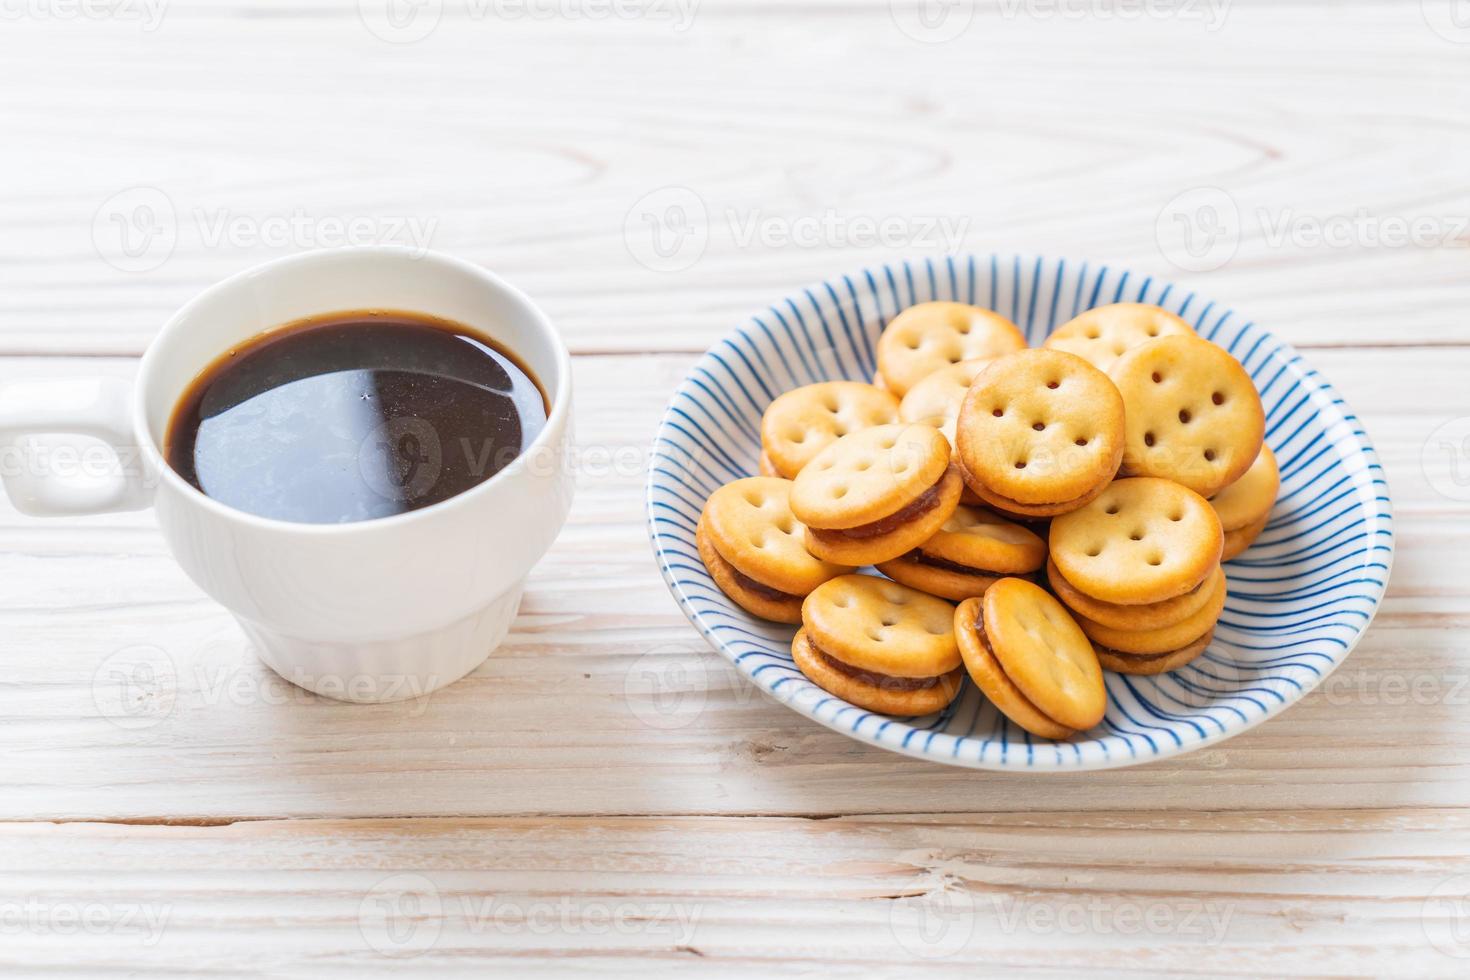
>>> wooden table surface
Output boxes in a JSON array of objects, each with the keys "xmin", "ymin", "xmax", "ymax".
[{"xmin": 4, "ymin": 2, "xmax": 1469, "ymax": 975}]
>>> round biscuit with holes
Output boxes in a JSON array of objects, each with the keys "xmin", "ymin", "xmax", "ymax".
[
  {"xmin": 1222, "ymin": 510, "xmax": 1270, "ymax": 561},
  {"xmin": 1049, "ymin": 478, "xmax": 1223, "ymax": 605},
  {"xmin": 899, "ymin": 358, "xmax": 995, "ymax": 447},
  {"xmin": 954, "ymin": 349, "xmax": 1125, "ymax": 507},
  {"xmin": 801, "ymin": 574, "xmax": 962, "ymax": 679},
  {"xmin": 954, "ymin": 597, "xmax": 1076, "ymax": 739},
  {"xmin": 789, "ymin": 423, "xmax": 953, "ymax": 530},
  {"xmin": 1094, "ymin": 628, "xmax": 1214, "ymax": 676},
  {"xmin": 1110, "ymin": 335, "xmax": 1265, "ymax": 497},
  {"xmin": 1048, "ymin": 560, "xmax": 1223, "ymax": 633},
  {"xmin": 1210, "ymin": 443, "xmax": 1278, "ymax": 532},
  {"xmin": 791, "ymin": 628, "xmax": 963, "ymax": 716},
  {"xmin": 1073, "ymin": 568, "xmax": 1226, "ymax": 655},
  {"xmin": 1044, "ymin": 303, "xmax": 1195, "ymax": 372},
  {"xmin": 757, "ymin": 448, "xmax": 780, "ymax": 478},
  {"xmin": 980, "ymin": 578, "xmax": 1106, "ymax": 732},
  {"xmin": 700, "ymin": 477, "xmax": 853, "ymax": 616},
  {"xmin": 761, "ymin": 381, "xmax": 900, "ymax": 479},
  {"xmin": 876, "ymin": 302, "xmax": 1027, "ymax": 396}
]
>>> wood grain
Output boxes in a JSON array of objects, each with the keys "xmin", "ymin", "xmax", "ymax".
[
  {"xmin": 3, "ymin": 5, "xmax": 1470, "ymax": 355},
  {"xmin": 1, "ymin": 810, "xmax": 1465, "ymax": 975},
  {"xmin": 0, "ymin": 348, "xmax": 1463, "ymax": 822}
]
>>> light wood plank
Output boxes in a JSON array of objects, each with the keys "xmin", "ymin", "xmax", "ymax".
[
  {"xmin": 2, "ymin": 6, "xmax": 1470, "ymax": 354},
  {"xmin": 0, "ymin": 810, "xmax": 1464, "ymax": 975},
  {"xmin": 0, "ymin": 348, "xmax": 1463, "ymax": 821}
]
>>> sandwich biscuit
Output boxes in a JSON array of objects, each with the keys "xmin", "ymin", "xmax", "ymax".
[
  {"xmin": 791, "ymin": 423, "xmax": 963, "ymax": 566},
  {"xmin": 698, "ymin": 477, "xmax": 853, "ymax": 623},
  {"xmin": 955, "ymin": 579, "xmax": 1106, "ymax": 739},
  {"xmin": 793, "ymin": 575, "xmax": 964, "ymax": 715},
  {"xmin": 876, "ymin": 505, "xmax": 1046, "ymax": 601}
]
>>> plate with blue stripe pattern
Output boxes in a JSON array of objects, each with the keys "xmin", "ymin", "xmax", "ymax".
[{"xmin": 646, "ymin": 255, "xmax": 1392, "ymax": 770}]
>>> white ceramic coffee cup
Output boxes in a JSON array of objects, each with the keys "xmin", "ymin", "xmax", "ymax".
[{"xmin": 0, "ymin": 247, "xmax": 574, "ymax": 702}]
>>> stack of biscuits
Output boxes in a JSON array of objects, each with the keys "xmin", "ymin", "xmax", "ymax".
[
  {"xmin": 692, "ymin": 299, "xmax": 1275, "ymax": 737},
  {"xmin": 1046, "ymin": 478, "xmax": 1228, "ymax": 675}
]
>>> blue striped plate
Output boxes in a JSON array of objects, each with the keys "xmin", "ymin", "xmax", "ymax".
[{"xmin": 646, "ymin": 255, "xmax": 1393, "ymax": 770}]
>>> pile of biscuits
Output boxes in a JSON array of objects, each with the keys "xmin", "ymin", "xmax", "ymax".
[{"xmin": 696, "ymin": 301, "xmax": 1278, "ymax": 739}]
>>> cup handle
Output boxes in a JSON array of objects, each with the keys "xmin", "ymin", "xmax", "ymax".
[{"xmin": 0, "ymin": 378, "xmax": 154, "ymax": 516}]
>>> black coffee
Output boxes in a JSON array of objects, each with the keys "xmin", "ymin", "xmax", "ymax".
[{"xmin": 166, "ymin": 310, "xmax": 547, "ymax": 524}]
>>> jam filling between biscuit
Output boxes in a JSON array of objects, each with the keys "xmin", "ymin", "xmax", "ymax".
[
  {"xmin": 903, "ymin": 549, "xmax": 993, "ymax": 577},
  {"xmin": 1093, "ymin": 635, "xmax": 1209, "ymax": 662},
  {"xmin": 730, "ymin": 566, "xmax": 801, "ymax": 603},
  {"xmin": 811, "ymin": 642, "xmax": 944, "ymax": 691},
  {"xmin": 809, "ymin": 474, "xmax": 946, "ymax": 542}
]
